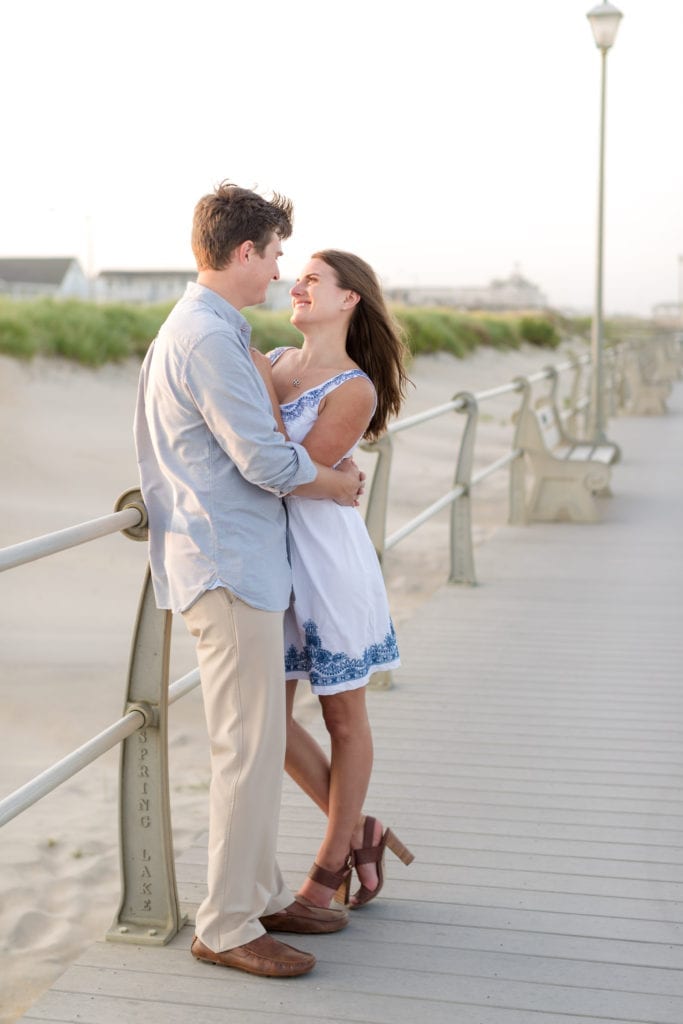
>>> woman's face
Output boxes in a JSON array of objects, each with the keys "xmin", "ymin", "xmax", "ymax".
[{"xmin": 290, "ymin": 257, "xmax": 356, "ymax": 329}]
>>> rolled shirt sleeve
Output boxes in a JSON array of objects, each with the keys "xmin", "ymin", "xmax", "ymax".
[{"xmin": 184, "ymin": 330, "xmax": 314, "ymax": 496}]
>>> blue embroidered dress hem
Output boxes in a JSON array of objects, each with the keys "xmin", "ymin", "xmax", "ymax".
[{"xmin": 285, "ymin": 619, "xmax": 400, "ymax": 694}]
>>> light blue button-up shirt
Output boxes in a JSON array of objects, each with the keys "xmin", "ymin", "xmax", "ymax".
[{"xmin": 134, "ymin": 282, "xmax": 316, "ymax": 614}]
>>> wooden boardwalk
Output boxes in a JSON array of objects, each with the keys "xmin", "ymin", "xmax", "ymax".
[{"xmin": 21, "ymin": 382, "xmax": 683, "ymax": 1023}]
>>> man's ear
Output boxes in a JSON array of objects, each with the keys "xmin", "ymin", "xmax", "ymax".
[{"xmin": 237, "ymin": 240, "xmax": 254, "ymax": 265}]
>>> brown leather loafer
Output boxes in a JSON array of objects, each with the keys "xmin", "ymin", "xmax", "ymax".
[
  {"xmin": 191, "ymin": 933, "xmax": 315, "ymax": 977},
  {"xmin": 260, "ymin": 895, "xmax": 349, "ymax": 934}
]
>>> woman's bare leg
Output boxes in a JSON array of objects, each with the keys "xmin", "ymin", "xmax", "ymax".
[
  {"xmin": 284, "ymin": 679, "xmax": 330, "ymax": 814},
  {"xmin": 284, "ymin": 680, "xmax": 381, "ymax": 902},
  {"xmin": 297, "ymin": 687, "xmax": 378, "ymax": 906}
]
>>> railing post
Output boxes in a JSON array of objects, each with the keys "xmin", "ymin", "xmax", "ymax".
[
  {"xmin": 449, "ymin": 392, "xmax": 477, "ymax": 585},
  {"xmin": 360, "ymin": 434, "xmax": 395, "ymax": 690},
  {"xmin": 604, "ymin": 345, "xmax": 618, "ymax": 417},
  {"xmin": 360, "ymin": 432, "xmax": 394, "ymax": 564},
  {"xmin": 509, "ymin": 377, "xmax": 530, "ymax": 525},
  {"xmin": 566, "ymin": 352, "xmax": 583, "ymax": 437},
  {"xmin": 614, "ymin": 340, "xmax": 630, "ymax": 414},
  {"xmin": 107, "ymin": 490, "xmax": 185, "ymax": 945}
]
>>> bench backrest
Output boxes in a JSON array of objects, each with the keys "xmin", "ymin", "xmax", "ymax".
[{"xmin": 533, "ymin": 404, "xmax": 562, "ymax": 449}]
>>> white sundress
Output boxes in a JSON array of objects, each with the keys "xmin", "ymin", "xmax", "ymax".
[{"xmin": 269, "ymin": 347, "xmax": 400, "ymax": 696}]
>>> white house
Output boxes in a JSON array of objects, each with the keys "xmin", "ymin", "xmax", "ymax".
[
  {"xmin": 93, "ymin": 271, "xmax": 295, "ymax": 309},
  {"xmin": 94, "ymin": 269, "xmax": 196, "ymax": 305},
  {"xmin": 0, "ymin": 258, "xmax": 89, "ymax": 299}
]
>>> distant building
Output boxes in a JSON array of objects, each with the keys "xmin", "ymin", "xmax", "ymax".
[
  {"xmin": 95, "ymin": 269, "xmax": 196, "ymax": 304},
  {"xmin": 386, "ymin": 269, "xmax": 548, "ymax": 311},
  {"xmin": 651, "ymin": 302, "xmax": 682, "ymax": 326},
  {"xmin": 0, "ymin": 257, "xmax": 89, "ymax": 299},
  {"xmin": 93, "ymin": 271, "xmax": 295, "ymax": 309}
]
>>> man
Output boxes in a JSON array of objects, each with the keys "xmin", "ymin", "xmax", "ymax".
[{"xmin": 134, "ymin": 181, "xmax": 362, "ymax": 978}]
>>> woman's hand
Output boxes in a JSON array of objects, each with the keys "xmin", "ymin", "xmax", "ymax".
[
  {"xmin": 250, "ymin": 348, "xmax": 288, "ymax": 437},
  {"xmin": 250, "ymin": 347, "xmax": 272, "ymax": 381}
]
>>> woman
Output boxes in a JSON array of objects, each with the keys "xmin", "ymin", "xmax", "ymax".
[{"xmin": 255, "ymin": 250, "xmax": 414, "ymax": 910}]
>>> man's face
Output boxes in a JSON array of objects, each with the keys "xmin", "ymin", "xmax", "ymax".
[{"xmin": 247, "ymin": 232, "xmax": 283, "ymax": 306}]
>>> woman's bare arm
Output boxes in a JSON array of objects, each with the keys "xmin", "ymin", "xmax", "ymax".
[
  {"xmin": 298, "ymin": 377, "xmax": 377, "ymax": 467},
  {"xmin": 251, "ymin": 349, "xmax": 365, "ymax": 505}
]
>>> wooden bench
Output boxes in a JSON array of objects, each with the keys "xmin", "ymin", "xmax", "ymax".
[
  {"xmin": 511, "ymin": 381, "xmax": 618, "ymax": 524},
  {"xmin": 534, "ymin": 402, "xmax": 619, "ymax": 466}
]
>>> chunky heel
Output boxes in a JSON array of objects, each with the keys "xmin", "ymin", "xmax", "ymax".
[
  {"xmin": 350, "ymin": 816, "xmax": 414, "ymax": 908},
  {"xmin": 385, "ymin": 828, "xmax": 414, "ymax": 866},
  {"xmin": 335, "ymin": 873, "xmax": 351, "ymax": 905}
]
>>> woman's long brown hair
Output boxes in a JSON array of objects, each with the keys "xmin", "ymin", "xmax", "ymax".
[{"xmin": 313, "ymin": 249, "xmax": 411, "ymax": 440}]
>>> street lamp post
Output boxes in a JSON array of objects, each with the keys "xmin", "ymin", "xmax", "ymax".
[{"xmin": 586, "ymin": 0, "xmax": 623, "ymax": 442}]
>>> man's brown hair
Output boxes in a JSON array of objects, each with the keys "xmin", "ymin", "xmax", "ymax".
[{"xmin": 192, "ymin": 180, "xmax": 294, "ymax": 270}]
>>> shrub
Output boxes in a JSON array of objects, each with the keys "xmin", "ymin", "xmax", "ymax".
[
  {"xmin": 394, "ymin": 307, "xmax": 485, "ymax": 358},
  {"xmin": 245, "ymin": 309, "xmax": 302, "ymax": 352},
  {"xmin": 518, "ymin": 316, "xmax": 561, "ymax": 349},
  {"xmin": 0, "ymin": 308, "xmax": 36, "ymax": 358},
  {"xmin": 0, "ymin": 298, "xmax": 170, "ymax": 365},
  {"xmin": 473, "ymin": 314, "xmax": 521, "ymax": 350}
]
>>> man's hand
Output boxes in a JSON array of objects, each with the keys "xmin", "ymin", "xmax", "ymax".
[{"xmin": 335, "ymin": 457, "xmax": 366, "ymax": 507}]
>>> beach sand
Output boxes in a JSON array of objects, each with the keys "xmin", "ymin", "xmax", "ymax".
[{"xmin": 0, "ymin": 339, "xmax": 582, "ymax": 1020}]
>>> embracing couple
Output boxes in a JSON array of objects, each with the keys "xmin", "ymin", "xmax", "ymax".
[{"xmin": 134, "ymin": 180, "xmax": 413, "ymax": 978}]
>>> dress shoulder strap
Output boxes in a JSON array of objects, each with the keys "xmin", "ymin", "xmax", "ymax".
[
  {"xmin": 281, "ymin": 369, "xmax": 376, "ymax": 425},
  {"xmin": 268, "ymin": 346, "xmax": 295, "ymax": 366},
  {"xmin": 317, "ymin": 368, "xmax": 372, "ymax": 398}
]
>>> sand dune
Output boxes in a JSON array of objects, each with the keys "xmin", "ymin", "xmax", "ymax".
[{"xmin": 0, "ymin": 340, "xmax": 580, "ymax": 1021}]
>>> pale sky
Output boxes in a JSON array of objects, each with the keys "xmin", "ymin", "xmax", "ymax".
[{"xmin": 3, "ymin": 0, "xmax": 682, "ymax": 316}]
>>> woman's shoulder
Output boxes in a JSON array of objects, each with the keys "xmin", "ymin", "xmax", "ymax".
[
  {"xmin": 316, "ymin": 367, "xmax": 375, "ymax": 399},
  {"xmin": 319, "ymin": 370, "xmax": 377, "ymax": 417},
  {"xmin": 282, "ymin": 370, "xmax": 375, "ymax": 423}
]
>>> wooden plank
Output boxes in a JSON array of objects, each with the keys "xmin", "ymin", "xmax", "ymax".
[
  {"xmin": 18, "ymin": 988, "xmax": 658, "ymax": 1024},
  {"xmin": 68, "ymin": 924, "xmax": 683, "ymax": 991},
  {"xmin": 27, "ymin": 955, "xmax": 683, "ymax": 1024}
]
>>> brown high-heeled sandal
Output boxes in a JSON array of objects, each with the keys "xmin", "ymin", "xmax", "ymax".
[
  {"xmin": 349, "ymin": 816, "xmax": 414, "ymax": 909},
  {"xmin": 307, "ymin": 853, "xmax": 354, "ymax": 906}
]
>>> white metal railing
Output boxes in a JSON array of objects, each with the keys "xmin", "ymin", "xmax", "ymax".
[
  {"xmin": 0, "ymin": 487, "xmax": 187, "ymax": 944},
  {"xmin": 0, "ymin": 488, "xmax": 148, "ymax": 573},
  {"xmin": 0, "ymin": 509, "xmax": 142, "ymax": 572},
  {"xmin": 0, "ymin": 665, "xmax": 201, "ymax": 829},
  {"xmin": 361, "ymin": 350, "xmax": 596, "ymax": 582},
  {"xmin": 1, "ymin": 334, "xmax": 673, "ymax": 951}
]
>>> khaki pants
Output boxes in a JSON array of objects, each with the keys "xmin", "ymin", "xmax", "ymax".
[{"xmin": 182, "ymin": 587, "xmax": 292, "ymax": 952}]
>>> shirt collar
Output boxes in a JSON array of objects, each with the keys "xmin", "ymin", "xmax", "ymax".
[{"xmin": 183, "ymin": 281, "xmax": 252, "ymax": 347}]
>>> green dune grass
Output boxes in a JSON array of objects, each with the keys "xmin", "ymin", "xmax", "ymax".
[{"xmin": 0, "ymin": 296, "xmax": 653, "ymax": 367}]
